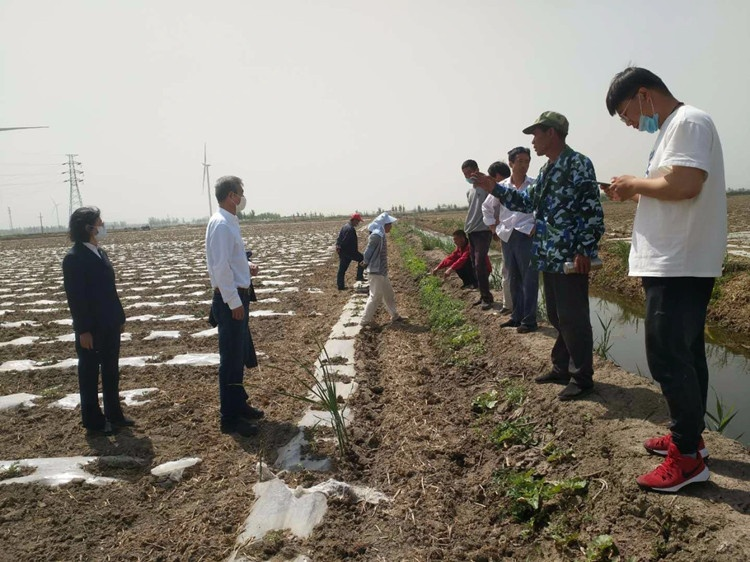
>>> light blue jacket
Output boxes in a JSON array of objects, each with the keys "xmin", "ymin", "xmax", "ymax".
[{"xmin": 363, "ymin": 212, "xmax": 397, "ymax": 275}]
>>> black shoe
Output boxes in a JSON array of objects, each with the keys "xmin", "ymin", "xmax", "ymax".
[
  {"xmin": 460, "ymin": 283, "xmax": 473, "ymax": 289},
  {"xmin": 558, "ymin": 382, "xmax": 594, "ymax": 401},
  {"xmin": 472, "ymin": 297, "xmax": 483, "ymax": 307},
  {"xmin": 499, "ymin": 307, "xmax": 512, "ymax": 315},
  {"xmin": 534, "ymin": 370, "xmax": 571, "ymax": 384},
  {"xmin": 110, "ymin": 417, "xmax": 136, "ymax": 428},
  {"xmin": 517, "ymin": 325, "xmax": 537, "ymax": 334},
  {"xmin": 500, "ymin": 319, "xmax": 520, "ymax": 328},
  {"xmin": 86, "ymin": 420, "xmax": 114, "ymax": 436},
  {"xmin": 241, "ymin": 405, "xmax": 265, "ymax": 420},
  {"xmin": 337, "ymin": 286, "xmax": 347, "ymax": 291},
  {"xmin": 221, "ymin": 418, "xmax": 259, "ymax": 437},
  {"xmin": 481, "ymin": 301, "xmax": 493, "ymax": 311}
]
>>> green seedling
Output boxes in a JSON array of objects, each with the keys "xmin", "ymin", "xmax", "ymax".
[
  {"xmin": 585, "ymin": 534, "xmax": 619, "ymax": 561},
  {"xmin": 490, "ymin": 418, "xmax": 537, "ymax": 448},
  {"xmin": 594, "ymin": 313, "xmax": 614, "ymax": 360},
  {"xmin": 472, "ymin": 390, "xmax": 499, "ymax": 414},
  {"xmin": 542, "ymin": 441, "xmax": 575, "ymax": 464},
  {"xmin": 493, "ymin": 469, "xmax": 588, "ymax": 529},
  {"xmin": 502, "ymin": 380, "xmax": 527, "ymax": 408},
  {"xmin": 705, "ymin": 387, "xmax": 742, "ymax": 436}
]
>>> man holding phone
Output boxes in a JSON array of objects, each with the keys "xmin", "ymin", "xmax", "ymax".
[
  {"xmin": 605, "ymin": 67, "xmax": 727, "ymax": 493},
  {"xmin": 472, "ymin": 112, "xmax": 604, "ymax": 401}
]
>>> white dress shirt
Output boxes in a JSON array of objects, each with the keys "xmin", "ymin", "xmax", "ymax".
[
  {"xmin": 205, "ymin": 208, "xmax": 251, "ymax": 310},
  {"xmin": 82, "ymin": 242, "xmax": 102, "ymax": 258},
  {"xmin": 482, "ymin": 175, "xmax": 535, "ymax": 242}
]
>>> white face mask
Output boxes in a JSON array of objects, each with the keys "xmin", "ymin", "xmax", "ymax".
[
  {"xmin": 94, "ymin": 224, "xmax": 107, "ymax": 241},
  {"xmin": 236, "ymin": 195, "xmax": 247, "ymax": 212}
]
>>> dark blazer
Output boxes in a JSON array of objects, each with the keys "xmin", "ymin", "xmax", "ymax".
[{"xmin": 62, "ymin": 242, "xmax": 126, "ymax": 334}]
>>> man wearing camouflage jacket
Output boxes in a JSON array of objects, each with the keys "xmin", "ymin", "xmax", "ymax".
[{"xmin": 473, "ymin": 111, "xmax": 604, "ymax": 400}]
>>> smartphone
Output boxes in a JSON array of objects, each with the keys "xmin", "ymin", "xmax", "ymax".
[{"xmin": 596, "ymin": 181, "xmax": 611, "ymax": 188}]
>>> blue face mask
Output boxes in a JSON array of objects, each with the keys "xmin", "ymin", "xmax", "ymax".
[
  {"xmin": 638, "ymin": 97, "xmax": 659, "ymax": 134},
  {"xmin": 465, "ymin": 177, "xmax": 475, "ymax": 185}
]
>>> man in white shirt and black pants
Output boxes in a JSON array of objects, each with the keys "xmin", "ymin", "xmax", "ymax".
[
  {"xmin": 206, "ymin": 176, "xmax": 264, "ymax": 437},
  {"xmin": 605, "ymin": 67, "xmax": 727, "ymax": 493}
]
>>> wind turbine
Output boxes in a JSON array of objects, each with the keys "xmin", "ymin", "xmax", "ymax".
[
  {"xmin": 51, "ymin": 198, "xmax": 61, "ymax": 228},
  {"xmin": 201, "ymin": 143, "xmax": 213, "ymax": 216}
]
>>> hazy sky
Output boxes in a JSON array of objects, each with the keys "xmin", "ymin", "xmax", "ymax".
[{"xmin": 1, "ymin": 0, "xmax": 748, "ymax": 229}]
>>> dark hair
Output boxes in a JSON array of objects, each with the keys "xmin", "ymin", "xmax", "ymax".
[
  {"xmin": 487, "ymin": 161, "xmax": 511, "ymax": 179},
  {"xmin": 461, "ymin": 159, "xmax": 478, "ymax": 171},
  {"xmin": 68, "ymin": 206, "xmax": 101, "ymax": 243},
  {"xmin": 452, "ymin": 229, "xmax": 468, "ymax": 241},
  {"xmin": 215, "ymin": 175, "xmax": 243, "ymax": 202},
  {"xmin": 606, "ymin": 67, "xmax": 673, "ymax": 116},
  {"xmin": 507, "ymin": 146, "xmax": 531, "ymax": 164}
]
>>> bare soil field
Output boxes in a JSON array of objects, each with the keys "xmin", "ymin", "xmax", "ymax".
[{"xmin": 0, "ymin": 218, "xmax": 748, "ymax": 561}]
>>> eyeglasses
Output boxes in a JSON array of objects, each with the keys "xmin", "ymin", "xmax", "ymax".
[{"xmin": 618, "ymin": 97, "xmax": 635, "ymax": 124}]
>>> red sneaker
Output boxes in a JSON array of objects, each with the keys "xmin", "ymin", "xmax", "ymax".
[
  {"xmin": 643, "ymin": 433, "xmax": 709, "ymax": 459},
  {"xmin": 636, "ymin": 443, "xmax": 710, "ymax": 493}
]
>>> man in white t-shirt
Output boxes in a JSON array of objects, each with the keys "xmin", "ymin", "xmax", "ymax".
[{"xmin": 604, "ymin": 67, "xmax": 727, "ymax": 493}]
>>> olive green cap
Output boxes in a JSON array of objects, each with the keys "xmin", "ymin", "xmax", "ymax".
[{"xmin": 522, "ymin": 111, "xmax": 569, "ymax": 135}]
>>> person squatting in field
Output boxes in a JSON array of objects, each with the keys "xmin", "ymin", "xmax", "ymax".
[
  {"xmin": 430, "ymin": 229, "xmax": 479, "ymax": 288},
  {"xmin": 604, "ymin": 66, "xmax": 727, "ymax": 493},
  {"xmin": 472, "ymin": 111, "xmax": 604, "ymax": 402},
  {"xmin": 360, "ymin": 212, "xmax": 403, "ymax": 327}
]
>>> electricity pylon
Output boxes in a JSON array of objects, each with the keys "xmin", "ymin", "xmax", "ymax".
[{"xmin": 62, "ymin": 154, "xmax": 84, "ymax": 217}]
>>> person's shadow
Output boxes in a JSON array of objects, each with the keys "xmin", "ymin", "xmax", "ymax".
[
  {"xmin": 85, "ymin": 428, "xmax": 155, "ymax": 482},
  {"xmin": 228, "ymin": 419, "xmax": 301, "ymax": 462}
]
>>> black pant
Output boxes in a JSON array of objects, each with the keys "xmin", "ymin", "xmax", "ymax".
[
  {"xmin": 337, "ymin": 252, "xmax": 364, "ymax": 289},
  {"xmin": 543, "ymin": 272, "xmax": 594, "ymax": 386},
  {"xmin": 75, "ymin": 327, "xmax": 124, "ymax": 429},
  {"xmin": 468, "ymin": 230, "xmax": 493, "ymax": 303},
  {"xmin": 212, "ymin": 290, "xmax": 257, "ymax": 424},
  {"xmin": 643, "ymin": 276, "xmax": 714, "ymax": 454},
  {"xmin": 455, "ymin": 262, "xmax": 477, "ymax": 287}
]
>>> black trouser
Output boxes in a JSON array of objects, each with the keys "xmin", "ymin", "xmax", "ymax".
[
  {"xmin": 642, "ymin": 276, "xmax": 714, "ymax": 455},
  {"xmin": 337, "ymin": 252, "xmax": 364, "ymax": 289},
  {"xmin": 543, "ymin": 272, "xmax": 594, "ymax": 386},
  {"xmin": 455, "ymin": 262, "xmax": 477, "ymax": 287},
  {"xmin": 75, "ymin": 327, "xmax": 124, "ymax": 429},
  {"xmin": 468, "ymin": 230, "xmax": 493, "ymax": 303},
  {"xmin": 213, "ymin": 289, "xmax": 257, "ymax": 425}
]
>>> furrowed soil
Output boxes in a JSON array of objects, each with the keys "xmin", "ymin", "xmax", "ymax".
[{"xmin": 0, "ymin": 214, "xmax": 748, "ymax": 561}]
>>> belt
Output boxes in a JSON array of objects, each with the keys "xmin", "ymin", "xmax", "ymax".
[{"xmin": 214, "ymin": 287, "xmax": 252, "ymax": 295}]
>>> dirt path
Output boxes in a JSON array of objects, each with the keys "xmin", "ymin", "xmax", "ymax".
[{"xmin": 303, "ymin": 233, "xmax": 750, "ymax": 561}]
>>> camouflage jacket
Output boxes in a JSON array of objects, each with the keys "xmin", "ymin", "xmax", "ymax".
[{"xmin": 490, "ymin": 145, "xmax": 604, "ymax": 273}]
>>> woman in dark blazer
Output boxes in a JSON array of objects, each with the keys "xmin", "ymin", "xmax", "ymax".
[{"xmin": 62, "ymin": 207, "xmax": 132, "ymax": 435}]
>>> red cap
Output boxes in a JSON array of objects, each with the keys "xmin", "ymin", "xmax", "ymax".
[{"xmin": 351, "ymin": 213, "xmax": 363, "ymax": 221}]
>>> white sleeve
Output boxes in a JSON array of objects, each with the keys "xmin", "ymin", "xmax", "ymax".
[
  {"xmin": 658, "ymin": 118, "xmax": 713, "ymax": 175},
  {"xmin": 208, "ymin": 224, "xmax": 242, "ymax": 310},
  {"xmin": 481, "ymin": 195, "xmax": 499, "ymax": 226}
]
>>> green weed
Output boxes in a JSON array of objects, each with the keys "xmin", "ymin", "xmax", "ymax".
[
  {"xmin": 472, "ymin": 390, "xmax": 499, "ymax": 414},
  {"xmin": 493, "ymin": 469, "xmax": 588, "ymax": 529},
  {"xmin": 542, "ymin": 441, "xmax": 575, "ymax": 464},
  {"xmin": 706, "ymin": 387, "xmax": 742, "ymax": 436},
  {"xmin": 278, "ymin": 345, "xmax": 350, "ymax": 457},
  {"xmin": 490, "ymin": 418, "xmax": 536, "ymax": 448},
  {"xmin": 502, "ymin": 380, "xmax": 527, "ymax": 408},
  {"xmin": 585, "ymin": 534, "xmax": 619, "ymax": 561},
  {"xmin": 594, "ymin": 313, "xmax": 614, "ymax": 360}
]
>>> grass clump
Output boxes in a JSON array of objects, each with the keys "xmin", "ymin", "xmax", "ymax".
[
  {"xmin": 542, "ymin": 441, "xmax": 575, "ymax": 465},
  {"xmin": 493, "ymin": 469, "xmax": 588, "ymax": 530},
  {"xmin": 594, "ymin": 313, "xmax": 614, "ymax": 360},
  {"xmin": 490, "ymin": 417, "xmax": 536, "ymax": 448},
  {"xmin": 279, "ymin": 345, "xmax": 349, "ymax": 457},
  {"xmin": 501, "ymin": 379, "xmax": 527, "ymax": 408},
  {"xmin": 706, "ymin": 387, "xmax": 742, "ymax": 437}
]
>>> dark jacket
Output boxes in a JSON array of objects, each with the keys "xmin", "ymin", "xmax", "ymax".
[
  {"xmin": 62, "ymin": 242, "xmax": 126, "ymax": 334},
  {"xmin": 336, "ymin": 221, "xmax": 360, "ymax": 260}
]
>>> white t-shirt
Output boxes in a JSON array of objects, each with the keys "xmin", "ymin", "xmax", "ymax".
[{"xmin": 629, "ymin": 105, "xmax": 727, "ymax": 277}]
